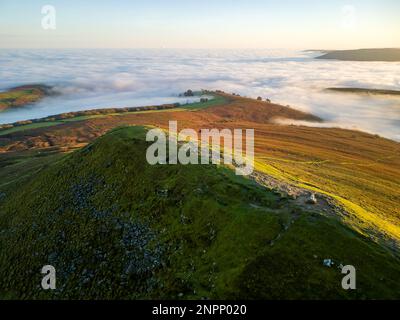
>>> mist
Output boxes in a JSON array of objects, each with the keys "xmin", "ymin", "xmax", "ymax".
[{"xmin": 0, "ymin": 49, "xmax": 399, "ymax": 140}]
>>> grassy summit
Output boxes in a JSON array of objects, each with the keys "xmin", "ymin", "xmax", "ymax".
[{"xmin": 0, "ymin": 126, "xmax": 399, "ymax": 299}]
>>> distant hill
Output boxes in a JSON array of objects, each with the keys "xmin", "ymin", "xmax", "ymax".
[
  {"xmin": 316, "ymin": 48, "xmax": 400, "ymax": 61},
  {"xmin": 0, "ymin": 85, "xmax": 54, "ymax": 112},
  {"xmin": 326, "ymin": 87, "xmax": 400, "ymax": 96}
]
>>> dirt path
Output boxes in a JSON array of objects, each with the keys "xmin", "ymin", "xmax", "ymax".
[
  {"xmin": 250, "ymin": 171, "xmax": 339, "ymax": 215},
  {"xmin": 250, "ymin": 170, "xmax": 400, "ymax": 255}
]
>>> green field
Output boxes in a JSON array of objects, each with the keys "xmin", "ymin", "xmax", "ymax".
[
  {"xmin": 0, "ymin": 122, "xmax": 62, "ymax": 136},
  {"xmin": 181, "ymin": 95, "xmax": 227, "ymax": 110},
  {"xmin": 0, "ymin": 95, "xmax": 226, "ymax": 136}
]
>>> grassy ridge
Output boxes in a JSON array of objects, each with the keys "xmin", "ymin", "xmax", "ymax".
[
  {"xmin": 0, "ymin": 94, "xmax": 227, "ymax": 136},
  {"xmin": 0, "ymin": 126, "xmax": 399, "ymax": 299}
]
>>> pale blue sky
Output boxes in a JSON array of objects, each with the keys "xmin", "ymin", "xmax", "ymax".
[{"xmin": 0, "ymin": 0, "xmax": 399, "ymax": 49}]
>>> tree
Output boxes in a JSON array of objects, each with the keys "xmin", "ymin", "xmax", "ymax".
[{"xmin": 184, "ymin": 89, "xmax": 194, "ymax": 97}]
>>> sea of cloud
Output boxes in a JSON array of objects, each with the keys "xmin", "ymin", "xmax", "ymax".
[{"xmin": 0, "ymin": 49, "xmax": 399, "ymax": 140}]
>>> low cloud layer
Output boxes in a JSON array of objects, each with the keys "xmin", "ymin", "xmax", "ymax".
[{"xmin": 0, "ymin": 49, "xmax": 399, "ymax": 140}]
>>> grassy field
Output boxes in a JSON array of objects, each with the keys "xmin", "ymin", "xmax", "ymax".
[
  {"xmin": 0, "ymin": 95, "xmax": 227, "ymax": 136},
  {"xmin": 0, "ymin": 122, "xmax": 62, "ymax": 136},
  {"xmin": 1, "ymin": 126, "xmax": 399, "ymax": 299},
  {"xmin": 180, "ymin": 95, "xmax": 227, "ymax": 110}
]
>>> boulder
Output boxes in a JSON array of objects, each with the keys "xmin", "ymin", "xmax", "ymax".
[
  {"xmin": 323, "ymin": 259, "xmax": 333, "ymax": 267},
  {"xmin": 306, "ymin": 193, "xmax": 317, "ymax": 205}
]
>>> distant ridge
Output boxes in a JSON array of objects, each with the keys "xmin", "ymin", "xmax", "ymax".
[
  {"xmin": 316, "ymin": 48, "xmax": 400, "ymax": 62},
  {"xmin": 326, "ymin": 87, "xmax": 400, "ymax": 96}
]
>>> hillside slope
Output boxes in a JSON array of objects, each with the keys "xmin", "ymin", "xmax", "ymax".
[
  {"xmin": 0, "ymin": 92, "xmax": 399, "ymax": 251},
  {"xmin": 0, "ymin": 126, "xmax": 399, "ymax": 299}
]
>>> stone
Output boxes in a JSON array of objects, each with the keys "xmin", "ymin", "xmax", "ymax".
[
  {"xmin": 323, "ymin": 259, "xmax": 333, "ymax": 267},
  {"xmin": 306, "ymin": 193, "xmax": 317, "ymax": 205}
]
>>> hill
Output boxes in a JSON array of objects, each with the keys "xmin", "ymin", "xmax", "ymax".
[
  {"xmin": 0, "ymin": 92, "xmax": 399, "ymax": 248},
  {"xmin": 0, "ymin": 85, "xmax": 54, "ymax": 112},
  {"xmin": 326, "ymin": 87, "xmax": 400, "ymax": 96},
  {"xmin": 316, "ymin": 48, "xmax": 400, "ymax": 61},
  {"xmin": 1, "ymin": 126, "xmax": 399, "ymax": 299},
  {"xmin": 1, "ymin": 92, "xmax": 399, "ymax": 246}
]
